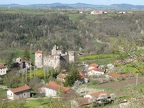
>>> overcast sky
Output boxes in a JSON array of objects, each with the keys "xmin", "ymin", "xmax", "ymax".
[{"xmin": 1, "ymin": 0, "xmax": 144, "ymax": 5}]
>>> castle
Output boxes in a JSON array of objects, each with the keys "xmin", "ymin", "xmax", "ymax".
[{"xmin": 35, "ymin": 45, "xmax": 75, "ymax": 70}]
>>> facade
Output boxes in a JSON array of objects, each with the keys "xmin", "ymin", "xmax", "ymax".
[
  {"xmin": 87, "ymin": 63, "xmax": 105, "ymax": 76},
  {"xmin": 84, "ymin": 91, "xmax": 110, "ymax": 99},
  {"xmin": 14, "ymin": 57, "xmax": 31, "ymax": 69},
  {"xmin": 7, "ymin": 85, "xmax": 31, "ymax": 100},
  {"xmin": 0, "ymin": 63, "xmax": 8, "ymax": 76},
  {"xmin": 35, "ymin": 45, "xmax": 75, "ymax": 69},
  {"xmin": 88, "ymin": 68, "xmax": 105, "ymax": 76},
  {"xmin": 91, "ymin": 10, "xmax": 103, "ymax": 15},
  {"xmin": 84, "ymin": 91, "xmax": 112, "ymax": 104},
  {"xmin": 68, "ymin": 51, "xmax": 75, "ymax": 63},
  {"xmin": 39, "ymin": 81, "xmax": 70, "ymax": 97},
  {"xmin": 35, "ymin": 50, "xmax": 43, "ymax": 68}
]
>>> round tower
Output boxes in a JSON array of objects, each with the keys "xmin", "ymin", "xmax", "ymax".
[
  {"xmin": 51, "ymin": 44, "xmax": 58, "ymax": 55},
  {"xmin": 68, "ymin": 51, "xmax": 75, "ymax": 63},
  {"xmin": 35, "ymin": 50, "xmax": 43, "ymax": 68},
  {"xmin": 54, "ymin": 54, "xmax": 61, "ymax": 70}
]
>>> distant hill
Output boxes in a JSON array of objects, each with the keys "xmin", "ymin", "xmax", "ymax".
[
  {"xmin": 111, "ymin": 4, "xmax": 144, "ymax": 10},
  {"xmin": 0, "ymin": 3, "xmax": 144, "ymax": 10}
]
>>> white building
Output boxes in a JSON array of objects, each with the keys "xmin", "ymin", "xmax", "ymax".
[
  {"xmin": 88, "ymin": 68, "xmax": 105, "ymax": 76},
  {"xmin": 0, "ymin": 64, "xmax": 8, "ymax": 76},
  {"xmin": 84, "ymin": 91, "xmax": 112, "ymax": 104},
  {"xmin": 84, "ymin": 91, "xmax": 110, "ymax": 99},
  {"xmin": 7, "ymin": 85, "xmax": 31, "ymax": 100},
  {"xmin": 15, "ymin": 57, "xmax": 22, "ymax": 64},
  {"xmin": 87, "ymin": 63, "xmax": 105, "ymax": 76},
  {"xmin": 39, "ymin": 81, "xmax": 70, "ymax": 97},
  {"xmin": 91, "ymin": 10, "xmax": 103, "ymax": 15}
]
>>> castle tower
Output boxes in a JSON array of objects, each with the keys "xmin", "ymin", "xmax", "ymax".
[
  {"xmin": 54, "ymin": 54, "xmax": 61, "ymax": 70},
  {"xmin": 68, "ymin": 51, "xmax": 75, "ymax": 63},
  {"xmin": 35, "ymin": 50, "xmax": 43, "ymax": 68},
  {"xmin": 51, "ymin": 44, "xmax": 58, "ymax": 55}
]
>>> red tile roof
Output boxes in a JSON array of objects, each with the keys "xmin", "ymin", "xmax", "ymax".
[
  {"xmin": 108, "ymin": 72, "xmax": 121, "ymax": 79},
  {"xmin": 0, "ymin": 63, "xmax": 7, "ymax": 69},
  {"xmin": 88, "ymin": 67, "xmax": 105, "ymax": 73},
  {"xmin": 10, "ymin": 85, "xmax": 31, "ymax": 93},
  {"xmin": 90, "ymin": 91, "xmax": 110, "ymax": 98},
  {"xmin": 75, "ymin": 97, "xmax": 90, "ymax": 106},
  {"xmin": 35, "ymin": 50, "xmax": 42, "ymax": 54},
  {"xmin": 121, "ymin": 73, "xmax": 135, "ymax": 78},
  {"xmin": 43, "ymin": 81, "xmax": 70, "ymax": 92},
  {"xmin": 89, "ymin": 63, "xmax": 98, "ymax": 68}
]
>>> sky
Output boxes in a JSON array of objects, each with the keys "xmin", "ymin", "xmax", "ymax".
[{"xmin": 1, "ymin": 0, "xmax": 144, "ymax": 5}]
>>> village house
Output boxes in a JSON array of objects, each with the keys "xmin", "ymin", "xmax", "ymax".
[
  {"xmin": 79, "ymin": 72, "xmax": 89, "ymax": 83},
  {"xmin": 108, "ymin": 72, "xmax": 124, "ymax": 80},
  {"xmin": 91, "ymin": 10, "xmax": 103, "ymax": 15},
  {"xmin": 118, "ymin": 11, "xmax": 126, "ymax": 14},
  {"xmin": 84, "ymin": 91, "xmax": 112, "ymax": 104},
  {"xmin": 71, "ymin": 97, "xmax": 91, "ymax": 108},
  {"xmin": 39, "ymin": 81, "xmax": 70, "ymax": 97},
  {"xmin": 7, "ymin": 85, "xmax": 31, "ymax": 100},
  {"xmin": 0, "ymin": 63, "xmax": 8, "ymax": 76},
  {"xmin": 88, "ymin": 68, "xmax": 105, "ymax": 76},
  {"xmin": 86, "ymin": 63, "xmax": 105, "ymax": 76},
  {"xmin": 79, "ymin": 10, "xmax": 84, "ymax": 14},
  {"xmin": 13, "ymin": 57, "xmax": 31, "ymax": 69},
  {"xmin": 62, "ymin": 89, "xmax": 77, "ymax": 100},
  {"xmin": 35, "ymin": 44, "xmax": 75, "ymax": 70},
  {"xmin": 84, "ymin": 91, "xmax": 110, "ymax": 99},
  {"xmin": 88, "ymin": 63, "xmax": 99, "ymax": 70}
]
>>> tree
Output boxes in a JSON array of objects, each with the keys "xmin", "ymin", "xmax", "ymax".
[
  {"xmin": 64, "ymin": 64, "xmax": 81, "ymax": 87},
  {"xmin": 23, "ymin": 49, "xmax": 30, "ymax": 61}
]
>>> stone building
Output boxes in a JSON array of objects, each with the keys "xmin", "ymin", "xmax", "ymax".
[
  {"xmin": 35, "ymin": 50, "xmax": 43, "ymax": 68},
  {"xmin": 35, "ymin": 44, "xmax": 75, "ymax": 70},
  {"xmin": 7, "ymin": 85, "xmax": 31, "ymax": 100}
]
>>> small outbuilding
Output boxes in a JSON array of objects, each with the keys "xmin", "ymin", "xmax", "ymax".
[{"xmin": 7, "ymin": 85, "xmax": 31, "ymax": 100}]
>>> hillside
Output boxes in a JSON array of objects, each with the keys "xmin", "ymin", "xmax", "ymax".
[
  {"xmin": 1, "ymin": 3, "xmax": 144, "ymax": 10},
  {"xmin": 0, "ymin": 9, "xmax": 144, "ymax": 62}
]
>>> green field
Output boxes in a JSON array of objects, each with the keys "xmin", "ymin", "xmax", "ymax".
[
  {"xmin": 0, "ymin": 88, "xmax": 6, "ymax": 98},
  {"xmin": 68, "ymin": 14, "xmax": 82, "ymax": 20},
  {"xmin": 78, "ymin": 54, "xmax": 122, "ymax": 61},
  {"xmin": 25, "ymin": 97, "xmax": 65, "ymax": 108}
]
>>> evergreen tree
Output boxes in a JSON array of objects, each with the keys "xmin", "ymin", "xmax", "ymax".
[
  {"xmin": 64, "ymin": 64, "xmax": 80, "ymax": 87},
  {"xmin": 23, "ymin": 50, "xmax": 30, "ymax": 61}
]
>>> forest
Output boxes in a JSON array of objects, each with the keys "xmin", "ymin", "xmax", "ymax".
[{"xmin": 0, "ymin": 9, "xmax": 144, "ymax": 63}]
